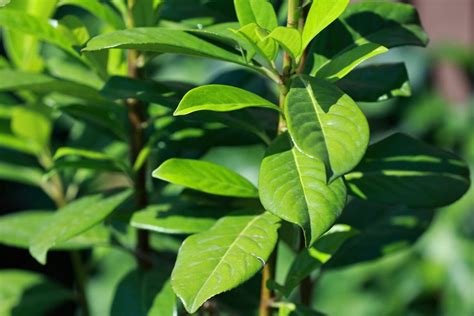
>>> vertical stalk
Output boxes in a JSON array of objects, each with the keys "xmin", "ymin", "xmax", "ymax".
[
  {"xmin": 259, "ymin": 2, "xmax": 302, "ymax": 315},
  {"xmin": 126, "ymin": 0, "xmax": 151, "ymax": 269}
]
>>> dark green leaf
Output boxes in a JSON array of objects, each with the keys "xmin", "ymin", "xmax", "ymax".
[
  {"xmin": 259, "ymin": 135, "xmax": 347, "ymax": 246},
  {"xmin": 336, "ymin": 63, "xmax": 411, "ymax": 102},
  {"xmin": 58, "ymin": 0, "xmax": 125, "ymax": 29},
  {"xmin": 153, "ymin": 159, "xmax": 259, "ymax": 198},
  {"xmin": 171, "ymin": 211, "xmax": 280, "ymax": 313},
  {"xmin": 285, "ymin": 75, "xmax": 369, "ymax": 180},
  {"xmin": 345, "ymin": 133, "xmax": 471, "ymax": 208}
]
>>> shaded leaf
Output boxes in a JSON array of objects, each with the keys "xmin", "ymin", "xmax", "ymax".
[
  {"xmin": 153, "ymin": 159, "xmax": 258, "ymax": 198},
  {"xmin": 259, "ymin": 135, "xmax": 347, "ymax": 246},
  {"xmin": 53, "ymin": 147, "xmax": 129, "ymax": 173},
  {"xmin": 175, "ymin": 84, "xmax": 279, "ymax": 116},
  {"xmin": 285, "ymin": 75, "xmax": 369, "ymax": 180},
  {"xmin": 58, "ymin": 0, "xmax": 124, "ymax": 29},
  {"xmin": 336, "ymin": 63, "xmax": 411, "ymax": 102},
  {"xmin": 29, "ymin": 191, "xmax": 130, "ymax": 264},
  {"xmin": 172, "ymin": 211, "xmax": 280, "ymax": 313}
]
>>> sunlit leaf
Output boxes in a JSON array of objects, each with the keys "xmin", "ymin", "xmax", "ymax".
[{"xmin": 234, "ymin": 0, "xmax": 278, "ymax": 30}]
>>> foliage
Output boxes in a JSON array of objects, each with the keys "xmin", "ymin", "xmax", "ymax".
[{"xmin": 0, "ymin": 0, "xmax": 471, "ymax": 315}]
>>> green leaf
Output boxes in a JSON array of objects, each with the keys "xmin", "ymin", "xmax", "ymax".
[
  {"xmin": 11, "ymin": 107, "xmax": 52, "ymax": 150},
  {"xmin": 29, "ymin": 191, "xmax": 130, "ymax": 264},
  {"xmin": 0, "ymin": 134, "xmax": 40, "ymax": 155},
  {"xmin": 111, "ymin": 269, "xmax": 176, "ymax": 316},
  {"xmin": 267, "ymin": 26, "xmax": 302, "ymax": 59},
  {"xmin": 53, "ymin": 147, "xmax": 129, "ymax": 173},
  {"xmin": 285, "ymin": 75, "xmax": 369, "ymax": 180},
  {"xmin": 259, "ymin": 135, "xmax": 347, "ymax": 246},
  {"xmin": 282, "ymin": 224, "xmax": 357, "ymax": 296},
  {"xmin": 234, "ymin": 23, "xmax": 278, "ymax": 62},
  {"xmin": 345, "ymin": 133, "xmax": 471, "ymax": 208},
  {"xmin": 336, "ymin": 63, "xmax": 412, "ymax": 102},
  {"xmin": 0, "ymin": 161, "xmax": 43, "ymax": 186},
  {"xmin": 0, "ymin": 0, "xmax": 10, "ymax": 7},
  {"xmin": 314, "ymin": 42, "xmax": 388, "ymax": 81},
  {"xmin": 153, "ymin": 159, "xmax": 259, "ymax": 198},
  {"xmin": 0, "ymin": 210, "xmax": 110, "ymax": 250},
  {"xmin": 83, "ymin": 28, "xmax": 248, "ymax": 66},
  {"xmin": 174, "ymin": 84, "xmax": 279, "ymax": 116},
  {"xmin": 58, "ymin": 0, "xmax": 125, "ymax": 29},
  {"xmin": 302, "ymin": 0, "xmax": 349, "ymax": 49},
  {"xmin": 234, "ymin": 0, "xmax": 278, "ymax": 30},
  {"xmin": 171, "ymin": 211, "xmax": 280, "ymax": 313},
  {"xmin": 0, "ymin": 9, "xmax": 78, "ymax": 57},
  {"xmin": 0, "ymin": 70, "xmax": 110, "ymax": 104},
  {"xmin": 306, "ymin": 2, "xmax": 428, "ymax": 75},
  {"xmin": 131, "ymin": 203, "xmax": 228, "ymax": 235},
  {"xmin": 0, "ymin": 270, "xmax": 72, "ymax": 316},
  {"xmin": 325, "ymin": 199, "xmax": 434, "ymax": 268}
]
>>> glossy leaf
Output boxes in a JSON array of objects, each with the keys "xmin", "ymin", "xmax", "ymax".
[
  {"xmin": 345, "ymin": 133, "xmax": 471, "ymax": 208},
  {"xmin": 285, "ymin": 75, "xmax": 369, "ymax": 180},
  {"xmin": 306, "ymin": 2, "xmax": 428, "ymax": 75},
  {"xmin": 0, "ymin": 270, "xmax": 72, "ymax": 316},
  {"xmin": 314, "ymin": 42, "xmax": 388, "ymax": 81},
  {"xmin": 325, "ymin": 199, "xmax": 434, "ymax": 268},
  {"xmin": 302, "ymin": 0, "xmax": 349, "ymax": 49},
  {"xmin": 234, "ymin": 23, "xmax": 278, "ymax": 62},
  {"xmin": 0, "ymin": 70, "xmax": 109, "ymax": 104},
  {"xmin": 153, "ymin": 159, "xmax": 258, "ymax": 198},
  {"xmin": 234, "ymin": 0, "xmax": 278, "ymax": 30},
  {"xmin": 267, "ymin": 26, "xmax": 302, "ymax": 59},
  {"xmin": 83, "ymin": 28, "xmax": 248, "ymax": 66},
  {"xmin": 175, "ymin": 84, "xmax": 279, "ymax": 116},
  {"xmin": 171, "ymin": 211, "xmax": 280, "ymax": 313},
  {"xmin": 336, "ymin": 63, "xmax": 412, "ymax": 102},
  {"xmin": 0, "ymin": 210, "xmax": 110, "ymax": 250},
  {"xmin": 259, "ymin": 135, "xmax": 347, "ymax": 246},
  {"xmin": 29, "ymin": 191, "xmax": 130, "ymax": 264}
]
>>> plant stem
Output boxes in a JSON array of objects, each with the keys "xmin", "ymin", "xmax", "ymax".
[
  {"xmin": 70, "ymin": 251, "xmax": 90, "ymax": 316},
  {"xmin": 127, "ymin": 0, "xmax": 151, "ymax": 269},
  {"xmin": 258, "ymin": 249, "xmax": 277, "ymax": 316}
]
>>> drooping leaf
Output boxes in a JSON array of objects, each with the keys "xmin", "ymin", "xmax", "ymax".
[
  {"xmin": 259, "ymin": 135, "xmax": 347, "ymax": 246},
  {"xmin": 0, "ymin": 161, "xmax": 44, "ymax": 187},
  {"xmin": 58, "ymin": 0, "xmax": 125, "ymax": 29},
  {"xmin": 0, "ymin": 270, "xmax": 72, "ymax": 316},
  {"xmin": 314, "ymin": 42, "xmax": 388, "ymax": 81},
  {"xmin": 306, "ymin": 2, "xmax": 429, "ymax": 75},
  {"xmin": 336, "ymin": 63, "xmax": 412, "ymax": 102},
  {"xmin": 345, "ymin": 133, "xmax": 471, "ymax": 208},
  {"xmin": 83, "ymin": 28, "xmax": 248, "ymax": 66},
  {"xmin": 29, "ymin": 191, "xmax": 131, "ymax": 264},
  {"xmin": 234, "ymin": 0, "xmax": 278, "ymax": 30},
  {"xmin": 325, "ymin": 199, "xmax": 434, "ymax": 268},
  {"xmin": 0, "ymin": 210, "xmax": 110, "ymax": 250},
  {"xmin": 267, "ymin": 26, "xmax": 302, "ymax": 59},
  {"xmin": 174, "ymin": 84, "xmax": 279, "ymax": 116},
  {"xmin": 131, "ymin": 202, "xmax": 229, "ymax": 235},
  {"xmin": 284, "ymin": 75, "xmax": 369, "ymax": 180},
  {"xmin": 171, "ymin": 211, "xmax": 280, "ymax": 313},
  {"xmin": 282, "ymin": 224, "xmax": 357, "ymax": 296},
  {"xmin": 302, "ymin": 0, "xmax": 349, "ymax": 50},
  {"xmin": 111, "ymin": 269, "xmax": 176, "ymax": 316},
  {"xmin": 0, "ymin": 70, "xmax": 110, "ymax": 104},
  {"xmin": 153, "ymin": 159, "xmax": 258, "ymax": 198}
]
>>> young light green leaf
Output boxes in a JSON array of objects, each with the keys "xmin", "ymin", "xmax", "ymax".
[
  {"xmin": 153, "ymin": 159, "xmax": 258, "ymax": 198},
  {"xmin": 235, "ymin": 23, "xmax": 278, "ymax": 62},
  {"xmin": 314, "ymin": 42, "xmax": 388, "ymax": 81},
  {"xmin": 306, "ymin": 2, "xmax": 429, "ymax": 75},
  {"xmin": 29, "ymin": 191, "xmax": 130, "ymax": 264},
  {"xmin": 302, "ymin": 0, "xmax": 349, "ymax": 49},
  {"xmin": 11, "ymin": 107, "xmax": 52, "ymax": 150},
  {"xmin": 234, "ymin": 0, "xmax": 278, "ymax": 30},
  {"xmin": 336, "ymin": 63, "xmax": 412, "ymax": 102},
  {"xmin": 0, "ymin": 210, "xmax": 110, "ymax": 250},
  {"xmin": 58, "ymin": 0, "xmax": 125, "ymax": 29},
  {"xmin": 345, "ymin": 133, "xmax": 471, "ymax": 208},
  {"xmin": 285, "ymin": 75, "xmax": 369, "ymax": 180},
  {"xmin": 267, "ymin": 26, "xmax": 302, "ymax": 59},
  {"xmin": 83, "ymin": 28, "xmax": 248, "ymax": 66},
  {"xmin": 259, "ymin": 135, "xmax": 347, "ymax": 246},
  {"xmin": 171, "ymin": 212, "xmax": 280, "ymax": 313},
  {"xmin": 0, "ymin": 134, "xmax": 41, "ymax": 155},
  {"xmin": 174, "ymin": 84, "xmax": 279, "ymax": 116},
  {"xmin": 0, "ymin": 270, "xmax": 72, "ymax": 316},
  {"xmin": 53, "ymin": 147, "xmax": 129, "ymax": 173},
  {"xmin": 0, "ymin": 161, "xmax": 44, "ymax": 187}
]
